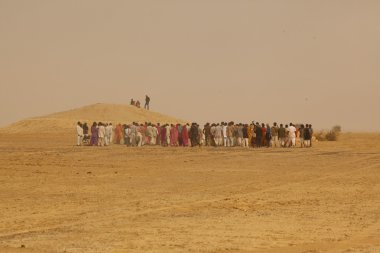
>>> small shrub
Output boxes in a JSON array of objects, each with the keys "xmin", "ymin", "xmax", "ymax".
[
  {"xmin": 314, "ymin": 130, "xmax": 327, "ymax": 141},
  {"xmin": 315, "ymin": 125, "xmax": 342, "ymax": 141},
  {"xmin": 325, "ymin": 130, "xmax": 338, "ymax": 141},
  {"xmin": 332, "ymin": 125, "xmax": 342, "ymax": 133}
]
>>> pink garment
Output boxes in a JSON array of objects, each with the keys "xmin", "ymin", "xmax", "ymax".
[{"xmin": 170, "ymin": 126, "xmax": 179, "ymax": 146}]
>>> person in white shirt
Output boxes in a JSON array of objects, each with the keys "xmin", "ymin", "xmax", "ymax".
[
  {"xmin": 165, "ymin": 124, "xmax": 171, "ymax": 146},
  {"xmin": 137, "ymin": 125, "xmax": 144, "ymax": 147},
  {"xmin": 288, "ymin": 123, "xmax": 297, "ymax": 147},
  {"xmin": 105, "ymin": 123, "xmax": 113, "ymax": 146},
  {"xmin": 151, "ymin": 125, "xmax": 158, "ymax": 145},
  {"xmin": 215, "ymin": 123, "xmax": 223, "ymax": 146},
  {"xmin": 124, "ymin": 125, "xmax": 131, "ymax": 146},
  {"xmin": 130, "ymin": 123, "xmax": 137, "ymax": 147},
  {"xmin": 76, "ymin": 122, "xmax": 84, "ymax": 146},
  {"xmin": 98, "ymin": 122, "xmax": 106, "ymax": 146},
  {"xmin": 186, "ymin": 123, "xmax": 191, "ymax": 146},
  {"xmin": 222, "ymin": 122, "xmax": 228, "ymax": 147},
  {"xmin": 147, "ymin": 124, "xmax": 158, "ymax": 145}
]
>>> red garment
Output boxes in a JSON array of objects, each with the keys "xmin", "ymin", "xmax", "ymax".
[
  {"xmin": 115, "ymin": 124, "xmax": 123, "ymax": 144},
  {"xmin": 182, "ymin": 127, "xmax": 189, "ymax": 146},
  {"xmin": 170, "ymin": 126, "xmax": 179, "ymax": 146},
  {"xmin": 261, "ymin": 127, "xmax": 267, "ymax": 146}
]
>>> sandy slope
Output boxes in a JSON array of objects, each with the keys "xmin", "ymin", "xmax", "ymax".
[
  {"xmin": 0, "ymin": 132, "xmax": 379, "ymax": 253},
  {"xmin": 0, "ymin": 103, "xmax": 186, "ymax": 134}
]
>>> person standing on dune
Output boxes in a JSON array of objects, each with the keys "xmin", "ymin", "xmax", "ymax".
[{"xmin": 144, "ymin": 95, "xmax": 150, "ymax": 110}]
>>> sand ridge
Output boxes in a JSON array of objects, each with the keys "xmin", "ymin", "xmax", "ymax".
[{"xmin": 0, "ymin": 103, "xmax": 186, "ymax": 134}]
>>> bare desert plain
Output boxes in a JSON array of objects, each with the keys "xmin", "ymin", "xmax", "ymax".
[{"xmin": 0, "ymin": 106, "xmax": 379, "ymax": 253}]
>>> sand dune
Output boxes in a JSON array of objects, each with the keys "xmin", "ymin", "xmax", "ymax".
[{"xmin": 0, "ymin": 103, "xmax": 186, "ymax": 134}]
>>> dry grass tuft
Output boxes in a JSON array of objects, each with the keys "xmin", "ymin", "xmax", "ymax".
[{"xmin": 315, "ymin": 125, "xmax": 342, "ymax": 141}]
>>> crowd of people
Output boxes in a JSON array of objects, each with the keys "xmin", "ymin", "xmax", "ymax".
[{"xmin": 76, "ymin": 121, "xmax": 314, "ymax": 148}]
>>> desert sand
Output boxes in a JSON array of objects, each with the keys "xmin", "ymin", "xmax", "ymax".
[
  {"xmin": 0, "ymin": 105, "xmax": 379, "ymax": 253},
  {"xmin": 1, "ymin": 103, "xmax": 186, "ymax": 134}
]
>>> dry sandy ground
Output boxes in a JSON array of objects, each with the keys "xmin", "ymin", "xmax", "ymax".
[{"xmin": 0, "ymin": 133, "xmax": 379, "ymax": 253}]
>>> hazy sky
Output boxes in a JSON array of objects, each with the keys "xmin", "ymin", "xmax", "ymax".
[{"xmin": 1, "ymin": 0, "xmax": 379, "ymax": 131}]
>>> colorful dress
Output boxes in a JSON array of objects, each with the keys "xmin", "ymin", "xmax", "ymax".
[{"xmin": 90, "ymin": 126, "xmax": 98, "ymax": 146}]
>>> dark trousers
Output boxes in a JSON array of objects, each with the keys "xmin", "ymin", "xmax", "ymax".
[{"xmin": 256, "ymin": 137, "xmax": 262, "ymax": 147}]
